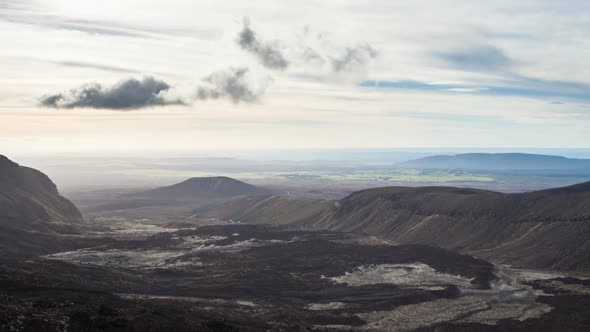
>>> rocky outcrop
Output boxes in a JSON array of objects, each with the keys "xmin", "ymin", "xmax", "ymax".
[{"xmin": 0, "ymin": 155, "xmax": 83, "ymax": 254}]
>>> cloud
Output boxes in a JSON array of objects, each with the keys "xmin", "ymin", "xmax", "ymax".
[
  {"xmin": 301, "ymin": 46, "xmax": 325, "ymax": 64},
  {"xmin": 237, "ymin": 19, "xmax": 289, "ymax": 70},
  {"xmin": 435, "ymin": 45, "xmax": 513, "ymax": 72},
  {"xmin": 292, "ymin": 26, "xmax": 378, "ymax": 78},
  {"xmin": 57, "ymin": 61, "xmax": 139, "ymax": 74},
  {"xmin": 55, "ymin": 21, "xmax": 149, "ymax": 38},
  {"xmin": 360, "ymin": 77, "xmax": 590, "ymax": 102},
  {"xmin": 330, "ymin": 43, "xmax": 378, "ymax": 74},
  {"xmin": 1, "ymin": 4, "xmax": 221, "ymax": 40},
  {"xmin": 196, "ymin": 67, "xmax": 267, "ymax": 104},
  {"xmin": 40, "ymin": 77, "xmax": 184, "ymax": 110},
  {"xmin": 234, "ymin": 21, "xmax": 379, "ymax": 80},
  {"xmin": 0, "ymin": 0, "xmax": 30, "ymax": 11},
  {"xmin": 0, "ymin": 11, "xmax": 151, "ymax": 39}
]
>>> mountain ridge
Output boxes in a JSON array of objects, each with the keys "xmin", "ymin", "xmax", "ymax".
[
  {"xmin": 132, "ymin": 176, "xmax": 273, "ymax": 201},
  {"xmin": 0, "ymin": 154, "xmax": 84, "ymax": 254},
  {"xmin": 397, "ymin": 152, "xmax": 590, "ymax": 170},
  {"xmin": 0, "ymin": 155, "xmax": 83, "ymax": 228},
  {"xmin": 199, "ymin": 181, "xmax": 590, "ymax": 272}
]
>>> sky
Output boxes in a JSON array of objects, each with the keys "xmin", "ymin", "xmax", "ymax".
[{"xmin": 1, "ymin": 0, "xmax": 590, "ymax": 156}]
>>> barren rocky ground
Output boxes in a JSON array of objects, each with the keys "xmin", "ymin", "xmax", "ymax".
[{"xmin": 2, "ymin": 221, "xmax": 589, "ymax": 331}]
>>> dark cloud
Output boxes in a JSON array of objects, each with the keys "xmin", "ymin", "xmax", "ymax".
[
  {"xmin": 39, "ymin": 94, "xmax": 64, "ymax": 107},
  {"xmin": 237, "ymin": 20, "xmax": 289, "ymax": 70},
  {"xmin": 40, "ymin": 77, "xmax": 184, "ymax": 110},
  {"xmin": 196, "ymin": 67, "xmax": 265, "ymax": 104},
  {"xmin": 331, "ymin": 43, "xmax": 378, "ymax": 73},
  {"xmin": 435, "ymin": 45, "xmax": 513, "ymax": 71}
]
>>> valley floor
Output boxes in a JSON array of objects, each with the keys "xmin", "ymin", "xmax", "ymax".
[{"xmin": 1, "ymin": 219, "xmax": 590, "ymax": 331}]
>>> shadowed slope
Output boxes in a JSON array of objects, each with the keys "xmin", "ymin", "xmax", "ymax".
[
  {"xmin": 200, "ymin": 182, "xmax": 590, "ymax": 272},
  {"xmin": 0, "ymin": 155, "xmax": 84, "ymax": 254},
  {"xmin": 0, "ymin": 155, "xmax": 82, "ymax": 229}
]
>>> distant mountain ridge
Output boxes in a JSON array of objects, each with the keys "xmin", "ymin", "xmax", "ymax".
[
  {"xmin": 397, "ymin": 153, "xmax": 590, "ymax": 170},
  {"xmin": 200, "ymin": 181, "xmax": 590, "ymax": 273},
  {"xmin": 133, "ymin": 176, "xmax": 273, "ymax": 201}
]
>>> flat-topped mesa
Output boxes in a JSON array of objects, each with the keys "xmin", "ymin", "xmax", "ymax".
[{"xmin": 397, "ymin": 152, "xmax": 590, "ymax": 170}]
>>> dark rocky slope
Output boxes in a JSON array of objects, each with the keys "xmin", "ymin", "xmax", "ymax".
[
  {"xmin": 0, "ymin": 155, "xmax": 84, "ymax": 254},
  {"xmin": 308, "ymin": 183, "xmax": 590, "ymax": 272},
  {"xmin": 200, "ymin": 182, "xmax": 590, "ymax": 272},
  {"xmin": 194, "ymin": 195, "xmax": 332, "ymax": 225}
]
